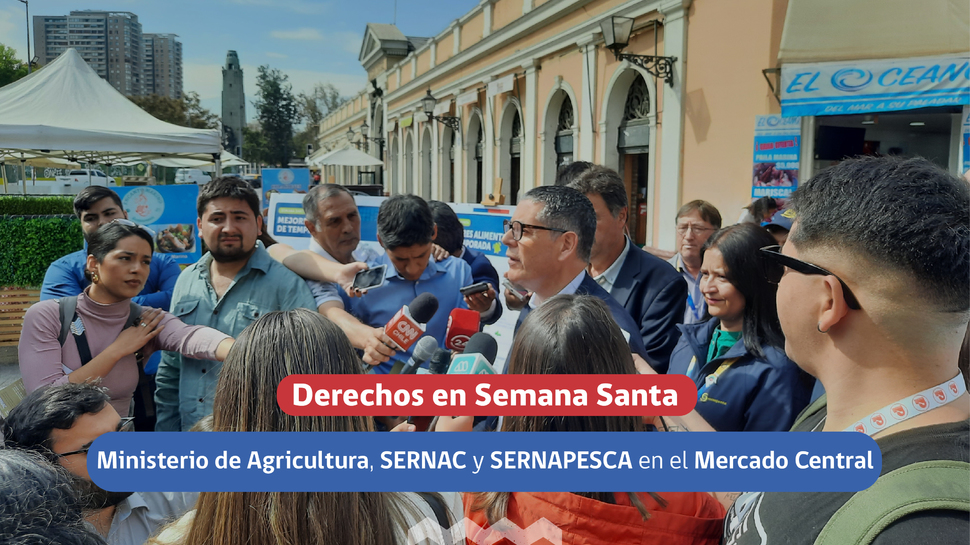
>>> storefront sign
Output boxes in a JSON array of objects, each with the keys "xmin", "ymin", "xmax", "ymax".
[
  {"xmin": 751, "ymin": 115, "xmax": 800, "ymax": 199},
  {"xmin": 781, "ymin": 55, "xmax": 970, "ymax": 117},
  {"xmin": 262, "ymin": 168, "xmax": 310, "ymax": 205},
  {"xmin": 115, "ymin": 185, "xmax": 201, "ymax": 265}
]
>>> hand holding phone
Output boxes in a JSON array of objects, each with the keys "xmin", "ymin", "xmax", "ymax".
[
  {"xmin": 352, "ymin": 265, "xmax": 387, "ymax": 291},
  {"xmin": 459, "ymin": 281, "xmax": 490, "ymax": 296},
  {"xmin": 502, "ymin": 279, "xmax": 528, "ymax": 300}
]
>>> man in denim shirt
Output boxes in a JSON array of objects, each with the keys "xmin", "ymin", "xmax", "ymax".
[{"xmin": 154, "ymin": 178, "xmax": 316, "ymax": 431}]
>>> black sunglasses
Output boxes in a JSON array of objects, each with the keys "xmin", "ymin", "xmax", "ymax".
[
  {"xmin": 759, "ymin": 245, "xmax": 862, "ymax": 310},
  {"xmin": 55, "ymin": 417, "xmax": 136, "ymax": 458}
]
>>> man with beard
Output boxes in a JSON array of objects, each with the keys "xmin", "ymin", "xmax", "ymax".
[
  {"xmin": 3, "ymin": 382, "xmax": 195, "ymax": 544},
  {"xmin": 40, "ymin": 186, "xmax": 183, "ymax": 430},
  {"xmin": 154, "ymin": 177, "xmax": 316, "ymax": 431}
]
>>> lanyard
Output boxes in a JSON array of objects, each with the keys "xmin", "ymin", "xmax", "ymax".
[
  {"xmin": 688, "ymin": 356, "xmax": 740, "ymax": 401},
  {"xmin": 845, "ymin": 374, "xmax": 967, "ymax": 435},
  {"xmin": 685, "ymin": 291, "xmax": 705, "ymax": 322}
]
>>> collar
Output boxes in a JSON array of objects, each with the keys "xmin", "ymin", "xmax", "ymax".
[
  {"xmin": 379, "ymin": 253, "xmax": 444, "ymax": 282},
  {"xmin": 198, "ymin": 243, "xmax": 273, "ymax": 282},
  {"xmin": 592, "ymin": 237, "xmax": 631, "ymax": 288},
  {"xmin": 111, "ymin": 492, "xmax": 147, "ymax": 525},
  {"xmin": 456, "ymin": 246, "xmax": 466, "ymax": 259},
  {"xmin": 78, "ymin": 287, "xmax": 133, "ymax": 319},
  {"xmin": 530, "ymin": 269, "xmax": 586, "ymax": 309},
  {"xmin": 308, "ymin": 237, "xmax": 339, "ymax": 263}
]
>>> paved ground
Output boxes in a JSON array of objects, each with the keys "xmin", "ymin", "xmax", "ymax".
[{"xmin": 0, "ymin": 347, "xmax": 20, "ymax": 388}]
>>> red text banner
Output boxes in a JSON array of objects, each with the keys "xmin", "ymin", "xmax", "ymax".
[{"xmin": 278, "ymin": 374, "xmax": 697, "ymax": 416}]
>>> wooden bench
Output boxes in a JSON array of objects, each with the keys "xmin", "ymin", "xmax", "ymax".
[{"xmin": 0, "ymin": 287, "xmax": 40, "ymax": 347}]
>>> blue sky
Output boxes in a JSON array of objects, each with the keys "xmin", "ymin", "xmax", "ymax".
[{"xmin": 0, "ymin": 0, "xmax": 479, "ymax": 121}]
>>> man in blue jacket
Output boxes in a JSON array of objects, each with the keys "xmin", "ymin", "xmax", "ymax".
[
  {"xmin": 40, "ymin": 185, "xmax": 181, "ymax": 430},
  {"xmin": 568, "ymin": 165, "xmax": 686, "ymax": 372}
]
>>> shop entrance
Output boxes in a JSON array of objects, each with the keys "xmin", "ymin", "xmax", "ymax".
[{"xmin": 813, "ymin": 107, "xmax": 961, "ymax": 172}]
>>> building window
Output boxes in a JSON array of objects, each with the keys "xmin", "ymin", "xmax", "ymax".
[
  {"xmin": 623, "ymin": 75, "xmax": 650, "ymax": 121},
  {"xmin": 555, "ymin": 96, "xmax": 574, "ymax": 168}
]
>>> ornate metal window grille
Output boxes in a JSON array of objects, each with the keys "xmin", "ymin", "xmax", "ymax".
[
  {"xmin": 510, "ymin": 111, "xmax": 522, "ymax": 156},
  {"xmin": 623, "ymin": 75, "xmax": 650, "ymax": 122},
  {"xmin": 557, "ymin": 97, "xmax": 574, "ymax": 132},
  {"xmin": 474, "ymin": 124, "xmax": 483, "ymax": 159}
]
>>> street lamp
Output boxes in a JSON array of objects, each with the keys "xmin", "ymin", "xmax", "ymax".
[
  {"xmin": 345, "ymin": 126, "xmax": 360, "ymax": 150},
  {"xmin": 420, "ymin": 89, "xmax": 461, "ymax": 133},
  {"xmin": 359, "ymin": 121, "xmax": 386, "ymax": 149},
  {"xmin": 18, "ymin": 0, "xmax": 31, "ymax": 74},
  {"xmin": 600, "ymin": 16, "xmax": 677, "ymax": 86}
]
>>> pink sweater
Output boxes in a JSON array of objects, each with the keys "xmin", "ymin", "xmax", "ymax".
[{"xmin": 19, "ymin": 289, "xmax": 229, "ymax": 416}]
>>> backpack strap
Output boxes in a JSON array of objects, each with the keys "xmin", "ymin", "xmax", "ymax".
[
  {"xmin": 790, "ymin": 393, "xmax": 828, "ymax": 431},
  {"xmin": 57, "ymin": 296, "xmax": 78, "ymax": 347},
  {"xmin": 814, "ymin": 460, "xmax": 970, "ymax": 545},
  {"xmin": 416, "ymin": 492, "xmax": 453, "ymax": 545}
]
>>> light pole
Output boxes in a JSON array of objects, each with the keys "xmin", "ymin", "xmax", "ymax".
[{"xmin": 18, "ymin": 0, "xmax": 31, "ymax": 74}]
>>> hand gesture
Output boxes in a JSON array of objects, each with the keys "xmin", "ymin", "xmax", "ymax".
[
  {"xmin": 434, "ymin": 415, "xmax": 474, "ymax": 432},
  {"xmin": 338, "ymin": 262, "xmax": 369, "ymax": 297},
  {"xmin": 464, "ymin": 286, "xmax": 496, "ymax": 313},
  {"xmin": 361, "ymin": 327, "xmax": 398, "ymax": 366},
  {"xmin": 110, "ymin": 308, "xmax": 165, "ymax": 358},
  {"xmin": 431, "ymin": 244, "xmax": 450, "ymax": 262}
]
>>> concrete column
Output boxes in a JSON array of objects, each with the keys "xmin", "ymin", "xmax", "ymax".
[
  {"xmin": 578, "ymin": 35, "xmax": 597, "ymax": 162},
  {"xmin": 482, "ymin": 1, "xmax": 492, "ymax": 39},
  {"xmin": 484, "ymin": 82, "xmax": 496, "ymax": 199},
  {"xmin": 431, "ymin": 122, "xmax": 440, "ymax": 200},
  {"xmin": 522, "ymin": 61, "xmax": 539, "ymax": 192},
  {"xmin": 657, "ymin": 0, "xmax": 690, "ymax": 249}
]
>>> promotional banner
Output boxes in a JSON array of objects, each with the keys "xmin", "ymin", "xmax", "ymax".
[
  {"xmin": 781, "ymin": 54, "xmax": 970, "ymax": 117},
  {"xmin": 114, "ymin": 185, "xmax": 201, "ymax": 265},
  {"xmin": 752, "ymin": 115, "xmax": 801, "ymax": 199},
  {"xmin": 90, "ymin": 431, "xmax": 881, "ymax": 493},
  {"xmin": 262, "ymin": 168, "xmax": 310, "ymax": 205}
]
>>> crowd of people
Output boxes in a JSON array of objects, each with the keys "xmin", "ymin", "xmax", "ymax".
[{"xmin": 0, "ymin": 154, "xmax": 967, "ymax": 544}]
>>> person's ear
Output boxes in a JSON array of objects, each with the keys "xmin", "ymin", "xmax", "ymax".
[
  {"xmin": 304, "ymin": 219, "xmax": 318, "ymax": 236},
  {"xmin": 817, "ymin": 276, "xmax": 851, "ymax": 333},
  {"xmin": 256, "ymin": 214, "xmax": 264, "ymax": 236},
  {"xmin": 377, "ymin": 234, "xmax": 385, "ymax": 249},
  {"xmin": 85, "ymin": 255, "xmax": 99, "ymax": 279},
  {"xmin": 557, "ymin": 232, "xmax": 578, "ymax": 262},
  {"xmin": 618, "ymin": 206, "xmax": 628, "ymax": 224},
  {"xmin": 431, "ymin": 224, "xmax": 438, "ymax": 242}
]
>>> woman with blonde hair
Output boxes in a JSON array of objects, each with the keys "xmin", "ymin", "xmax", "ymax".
[
  {"xmin": 151, "ymin": 309, "xmax": 461, "ymax": 545},
  {"xmin": 462, "ymin": 295, "xmax": 726, "ymax": 545}
]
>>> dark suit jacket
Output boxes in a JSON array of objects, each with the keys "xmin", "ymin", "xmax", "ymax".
[
  {"xmin": 461, "ymin": 246, "xmax": 502, "ymax": 325},
  {"xmin": 513, "ymin": 272, "xmax": 649, "ymax": 360},
  {"xmin": 610, "ymin": 242, "xmax": 688, "ymax": 373}
]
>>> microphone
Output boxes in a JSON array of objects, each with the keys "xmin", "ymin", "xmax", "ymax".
[
  {"xmin": 383, "ymin": 293, "xmax": 439, "ymax": 352},
  {"xmin": 428, "ymin": 348, "xmax": 451, "ymax": 375},
  {"xmin": 446, "ymin": 332, "xmax": 499, "ymax": 375},
  {"xmin": 401, "ymin": 336, "xmax": 440, "ymax": 375},
  {"xmin": 444, "ymin": 308, "xmax": 480, "ymax": 352}
]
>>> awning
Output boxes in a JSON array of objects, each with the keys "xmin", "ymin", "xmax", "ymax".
[{"xmin": 779, "ymin": 0, "xmax": 969, "ymax": 64}]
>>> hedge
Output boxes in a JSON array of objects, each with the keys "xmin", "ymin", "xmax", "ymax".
[
  {"xmin": 0, "ymin": 216, "xmax": 82, "ymax": 287},
  {"xmin": 0, "ymin": 196, "xmax": 75, "ymax": 216}
]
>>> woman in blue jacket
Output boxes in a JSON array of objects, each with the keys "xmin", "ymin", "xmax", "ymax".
[{"xmin": 667, "ymin": 223, "xmax": 814, "ymax": 431}]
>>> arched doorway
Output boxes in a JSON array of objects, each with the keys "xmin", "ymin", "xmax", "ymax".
[
  {"xmin": 440, "ymin": 126, "xmax": 455, "ymax": 202},
  {"xmin": 421, "ymin": 126, "xmax": 433, "ymax": 198},
  {"xmin": 465, "ymin": 112, "xmax": 484, "ymax": 204},
  {"xmin": 541, "ymin": 85, "xmax": 578, "ymax": 186},
  {"xmin": 404, "ymin": 131, "xmax": 414, "ymax": 195},
  {"xmin": 389, "ymin": 135, "xmax": 399, "ymax": 194},
  {"xmin": 556, "ymin": 95, "xmax": 574, "ymax": 171},
  {"xmin": 619, "ymin": 75, "xmax": 651, "ymax": 245},
  {"xmin": 498, "ymin": 100, "xmax": 522, "ymax": 204}
]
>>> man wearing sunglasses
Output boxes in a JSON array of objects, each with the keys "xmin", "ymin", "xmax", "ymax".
[
  {"xmin": 502, "ymin": 186, "xmax": 648, "ymax": 361},
  {"xmin": 3, "ymin": 382, "xmax": 196, "ymax": 543},
  {"xmin": 724, "ymin": 156, "xmax": 969, "ymax": 544}
]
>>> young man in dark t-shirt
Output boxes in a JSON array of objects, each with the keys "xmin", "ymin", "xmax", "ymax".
[{"xmin": 723, "ymin": 156, "xmax": 970, "ymax": 544}]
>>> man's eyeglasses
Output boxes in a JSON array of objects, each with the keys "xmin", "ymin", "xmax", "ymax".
[
  {"xmin": 503, "ymin": 220, "xmax": 568, "ymax": 241},
  {"xmin": 109, "ymin": 218, "xmax": 157, "ymax": 239},
  {"xmin": 676, "ymin": 223, "xmax": 716, "ymax": 236},
  {"xmin": 759, "ymin": 245, "xmax": 862, "ymax": 310},
  {"xmin": 55, "ymin": 417, "xmax": 136, "ymax": 458}
]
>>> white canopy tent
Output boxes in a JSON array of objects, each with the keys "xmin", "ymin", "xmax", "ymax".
[{"xmin": 313, "ymin": 147, "xmax": 383, "ymax": 167}]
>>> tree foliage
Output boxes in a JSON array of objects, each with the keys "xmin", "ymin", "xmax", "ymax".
[
  {"xmin": 253, "ymin": 65, "xmax": 299, "ymax": 167},
  {"xmin": 0, "ymin": 43, "xmax": 29, "ymax": 88},
  {"xmin": 293, "ymin": 83, "xmax": 347, "ymax": 159},
  {"xmin": 128, "ymin": 91, "xmax": 219, "ymax": 129},
  {"xmin": 242, "ymin": 124, "xmax": 268, "ymax": 165}
]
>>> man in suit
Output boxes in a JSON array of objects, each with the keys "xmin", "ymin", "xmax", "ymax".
[
  {"xmin": 568, "ymin": 165, "xmax": 687, "ymax": 372},
  {"xmin": 429, "ymin": 200, "xmax": 502, "ymax": 325},
  {"xmin": 502, "ymin": 185, "xmax": 648, "ymax": 361}
]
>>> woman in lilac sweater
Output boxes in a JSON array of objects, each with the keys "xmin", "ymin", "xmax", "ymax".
[{"xmin": 19, "ymin": 221, "xmax": 233, "ymax": 417}]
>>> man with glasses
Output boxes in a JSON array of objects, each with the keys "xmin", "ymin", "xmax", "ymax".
[
  {"xmin": 723, "ymin": 156, "xmax": 969, "ymax": 544},
  {"xmin": 667, "ymin": 200, "xmax": 722, "ymax": 325},
  {"xmin": 40, "ymin": 185, "xmax": 183, "ymax": 431},
  {"xmin": 3, "ymin": 382, "xmax": 197, "ymax": 543},
  {"xmin": 503, "ymin": 186, "xmax": 648, "ymax": 360},
  {"xmin": 568, "ymin": 166, "xmax": 687, "ymax": 372}
]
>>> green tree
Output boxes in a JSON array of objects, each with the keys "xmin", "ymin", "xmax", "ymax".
[
  {"xmin": 294, "ymin": 83, "xmax": 346, "ymax": 158},
  {"xmin": 253, "ymin": 66, "xmax": 299, "ymax": 167},
  {"xmin": 242, "ymin": 124, "xmax": 268, "ymax": 165},
  {"xmin": 0, "ymin": 44, "xmax": 28, "ymax": 88},
  {"xmin": 128, "ymin": 91, "xmax": 219, "ymax": 129}
]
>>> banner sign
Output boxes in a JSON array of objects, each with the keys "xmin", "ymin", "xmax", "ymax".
[
  {"xmin": 962, "ymin": 106, "xmax": 970, "ymax": 174},
  {"xmin": 751, "ymin": 115, "xmax": 800, "ymax": 199},
  {"xmin": 262, "ymin": 168, "xmax": 310, "ymax": 205},
  {"xmin": 114, "ymin": 185, "xmax": 201, "ymax": 265},
  {"xmin": 90, "ymin": 431, "xmax": 881, "ymax": 493},
  {"xmin": 781, "ymin": 54, "xmax": 970, "ymax": 117},
  {"xmin": 267, "ymin": 193, "xmax": 384, "ymax": 255}
]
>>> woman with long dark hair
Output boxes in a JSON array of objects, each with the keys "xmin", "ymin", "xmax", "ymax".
[
  {"xmin": 150, "ymin": 309, "xmax": 462, "ymax": 545},
  {"xmin": 463, "ymin": 295, "xmax": 726, "ymax": 545},
  {"xmin": 19, "ymin": 221, "xmax": 233, "ymax": 416},
  {"xmin": 666, "ymin": 223, "xmax": 814, "ymax": 431}
]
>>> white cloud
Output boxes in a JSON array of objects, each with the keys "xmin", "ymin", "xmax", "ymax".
[
  {"xmin": 270, "ymin": 28, "xmax": 324, "ymax": 41},
  {"xmin": 265, "ymin": 52, "xmax": 288, "ymax": 59},
  {"xmin": 0, "ymin": 8, "xmax": 28, "ymax": 59},
  {"xmin": 184, "ymin": 61, "xmax": 366, "ymax": 123},
  {"xmin": 330, "ymin": 31, "xmax": 363, "ymax": 55}
]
